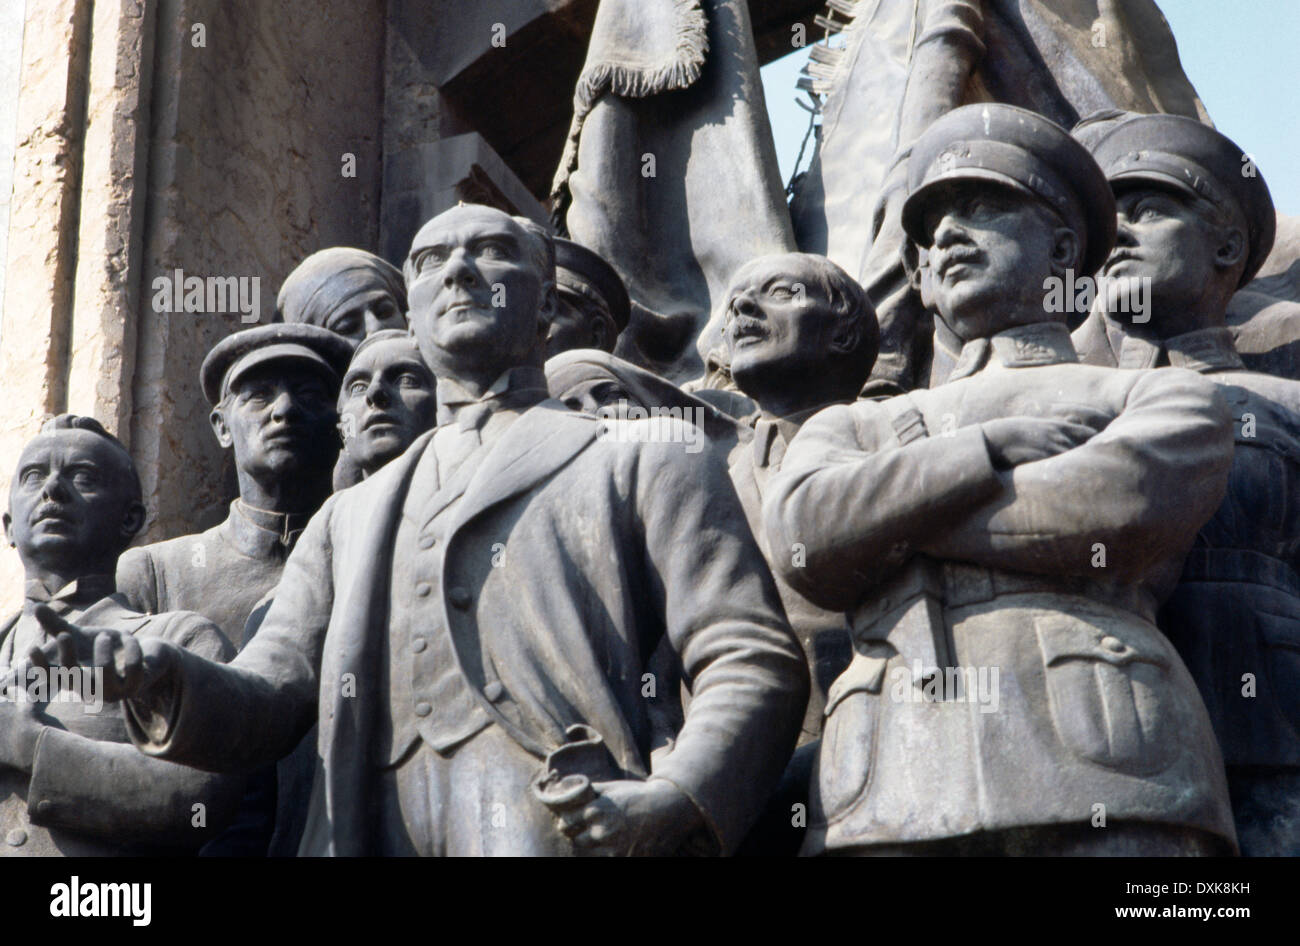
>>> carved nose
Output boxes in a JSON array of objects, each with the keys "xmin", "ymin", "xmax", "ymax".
[
  {"xmin": 42, "ymin": 474, "xmax": 70, "ymax": 502},
  {"xmin": 365, "ymin": 381, "xmax": 389, "ymax": 408}
]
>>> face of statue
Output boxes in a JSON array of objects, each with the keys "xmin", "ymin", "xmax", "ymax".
[
  {"xmin": 318, "ymin": 288, "xmax": 406, "ymax": 342},
  {"xmin": 919, "ymin": 181, "xmax": 1078, "ymax": 341},
  {"xmin": 545, "ymin": 286, "xmax": 614, "ymax": 358},
  {"xmin": 212, "ymin": 361, "xmax": 339, "ymax": 483},
  {"xmin": 5, "ymin": 429, "xmax": 143, "ymax": 572},
  {"xmin": 405, "ymin": 206, "xmax": 553, "ymax": 382},
  {"xmin": 1102, "ymin": 183, "xmax": 1243, "ymax": 335},
  {"xmin": 723, "ymin": 254, "xmax": 836, "ymax": 388},
  {"xmin": 338, "ymin": 337, "xmax": 437, "ymax": 474}
]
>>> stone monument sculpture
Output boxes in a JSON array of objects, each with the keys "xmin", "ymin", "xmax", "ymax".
[
  {"xmin": 1071, "ymin": 114, "xmax": 1300, "ymax": 856},
  {"xmin": 763, "ymin": 103, "xmax": 1239, "ymax": 856},
  {"xmin": 0, "ymin": 416, "xmax": 240, "ymax": 855},
  {"xmin": 116, "ymin": 323, "xmax": 352, "ymax": 651},
  {"xmin": 545, "ymin": 237, "xmax": 630, "ymax": 359},
  {"xmin": 60, "ymin": 204, "xmax": 809, "ymax": 857},
  {"xmin": 723, "ymin": 252, "xmax": 877, "ymax": 738},
  {"xmin": 334, "ymin": 329, "xmax": 438, "ymax": 489},
  {"xmin": 276, "ymin": 247, "xmax": 409, "ymax": 342}
]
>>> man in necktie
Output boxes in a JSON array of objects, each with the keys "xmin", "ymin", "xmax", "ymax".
[
  {"xmin": 55, "ymin": 203, "xmax": 809, "ymax": 857},
  {"xmin": 764, "ymin": 103, "xmax": 1239, "ymax": 855},
  {"xmin": 1071, "ymin": 114, "xmax": 1300, "ymax": 855},
  {"xmin": 0, "ymin": 415, "xmax": 239, "ymax": 855},
  {"xmin": 116, "ymin": 323, "xmax": 352, "ymax": 650}
]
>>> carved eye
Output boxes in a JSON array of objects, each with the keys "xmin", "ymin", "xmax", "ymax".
[
  {"xmin": 768, "ymin": 284, "xmax": 795, "ymax": 299},
  {"xmin": 397, "ymin": 372, "xmax": 426, "ymax": 389},
  {"xmin": 71, "ymin": 469, "xmax": 100, "ymax": 491},
  {"xmin": 20, "ymin": 468, "xmax": 44, "ymax": 488},
  {"xmin": 478, "ymin": 241, "xmax": 509, "ymax": 260},
  {"xmin": 347, "ymin": 379, "xmax": 369, "ymax": 397},
  {"xmin": 412, "ymin": 248, "xmax": 447, "ymax": 274}
]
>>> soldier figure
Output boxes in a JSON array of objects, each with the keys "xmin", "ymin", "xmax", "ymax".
[
  {"xmin": 544, "ymin": 238, "xmax": 630, "ymax": 358},
  {"xmin": 116, "ymin": 324, "xmax": 352, "ymax": 650},
  {"xmin": 0, "ymin": 416, "xmax": 240, "ymax": 855},
  {"xmin": 1073, "ymin": 114, "xmax": 1300, "ymax": 855},
  {"xmin": 67, "ymin": 204, "xmax": 808, "ymax": 857},
  {"xmin": 764, "ymin": 103, "xmax": 1239, "ymax": 855}
]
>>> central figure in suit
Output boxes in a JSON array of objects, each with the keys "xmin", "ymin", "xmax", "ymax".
[{"xmin": 54, "ymin": 203, "xmax": 809, "ymax": 857}]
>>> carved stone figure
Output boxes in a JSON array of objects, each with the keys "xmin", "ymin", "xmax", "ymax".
[
  {"xmin": 277, "ymin": 247, "xmax": 408, "ymax": 342},
  {"xmin": 723, "ymin": 252, "xmax": 878, "ymax": 738},
  {"xmin": 764, "ymin": 104, "xmax": 1238, "ymax": 856},
  {"xmin": 75, "ymin": 204, "xmax": 808, "ymax": 857},
  {"xmin": 0, "ymin": 416, "xmax": 240, "ymax": 855},
  {"xmin": 116, "ymin": 323, "xmax": 352, "ymax": 650},
  {"xmin": 544, "ymin": 238, "xmax": 630, "ymax": 358},
  {"xmin": 334, "ymin": 329, "xmax": 438, "ymax": 489},
  {"xmin": 1071, "ymin": 114, "xmax": 1300, "ymax": 856}
]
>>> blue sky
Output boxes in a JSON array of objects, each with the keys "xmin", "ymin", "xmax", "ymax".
[{"xmin": 761, "ymin": 0, "xmax": 1299, "ymax": 215}]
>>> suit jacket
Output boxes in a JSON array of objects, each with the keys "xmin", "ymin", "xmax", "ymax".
[
  {"xmin": 124, "ymin": 399, "xmax": 809, "ymax": 855},
  {"xmin": 0, "ymin": 595, "xmax": 240, "ymax": 856},
  {"xmin": 764, "ymin": 321, "xmax": 1238, "ymax": 853}
]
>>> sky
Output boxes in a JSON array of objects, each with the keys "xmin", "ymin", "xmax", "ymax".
[{"xmin": 761, "ymin": 0, "xmax": 1299, "ymax": 215}]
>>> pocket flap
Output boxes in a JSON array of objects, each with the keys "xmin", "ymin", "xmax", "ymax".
[
  {"xmin": 1034, "ymin": 616, "xmax": 1167, "ymax": 670},
  {"xmin": 824, "ymin": 652, "xmax": 891, "ymax": 716}
]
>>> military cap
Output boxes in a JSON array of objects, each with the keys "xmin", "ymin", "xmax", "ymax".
[
  {"xmin": 553, "ymin": 238, "xmax": 631, "ymax": 332},
  {"xmin": 201, "ymin": 323, "xmax": 355, "ymax": 406},
  {"xmin": 902, "ymin": 103, "xmax": 1117, "ymax": 276},
  {"xmin": 1087, "ymin": 114, "xmax": 1275, "ymax": 287}
]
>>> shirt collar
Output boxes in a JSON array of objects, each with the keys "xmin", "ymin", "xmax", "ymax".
[
  {"xmin": 24, "ymin": 573, "xmax": 114, "ymax": 608},
  {"xmin": 435, "ymin": 365, "xmax": 549, "ymax": 429},
  {"xmin": 950, "ymin": 321, "xmax": 1078, "ymax": 380},
  {"xmin": 753, "ymin": 403, "xmax": 835, "ymax": 470},
  {"xmin": 1163, "ymin": 327, "xmax": 1245, "ymax": 374},
  {"xmin": 228, "ymin": 499, "xmax": 313, "ymax": 556}
]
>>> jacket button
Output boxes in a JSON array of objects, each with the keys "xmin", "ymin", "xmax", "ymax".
[
  {"xmin": 448, "ymin": 587, "xmax": 471, "ymax": 609},
  {"xmin": 419, "ymin": 535, "xmax": 436, "ymax": 550},
  {"xmin": 415, "ymin": 582, "xmax": 432, "ymax": 598},
  {"xmin": 6, "ymin": 829, "xmax": 26, "ymax": 847},
  {"xmin": 414, "ymin": 701, "xmax": 432, "ymax": 717},
  {"xmin": 412, "ymin": 637, "xmax": 427, "ymax": 653},
  {"xmin": 484, "ymin": 681, "xmax": 504, "ymax": 702},
  {"xmin": 1100, "ymin": 635, "xmax": 1125, "ymax": 653}
]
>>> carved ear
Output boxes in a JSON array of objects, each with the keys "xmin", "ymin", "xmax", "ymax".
[
  {"xmin": 1216, "ymin": 226, "xmax": 1247, "ymax": 271},
  {"xmin": 829, "ymin": 319, "xmax": 860, "ymax": 356},
  {"xmin": 2, "ymin": 511, "xmax": 12, "ymax": 548},
  {"xmin": 1051, "ymin": 227, "xmax": 1081, "ymax": 275},
  {"xmin": 120, "ymin": 501, "xmax": 146, "ymax": 543},
  {"xmin": 536, "ymin": 280, "xmax": 559, "ymax": 338},
  {"xmin": 210, "ymin": 407, "xmax": 233, "ymax": 449},
  {"xmin": 901, "ymin": 241, "xmax": 924, "ymax": 292}
]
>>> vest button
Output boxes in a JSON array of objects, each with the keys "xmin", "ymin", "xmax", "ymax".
[
  {"xmin": 415, "ymin": 582, "xmax": 432, "ymax": 598},
  {"xmin": 414, "ymin": 701, "xmax": 432, "ymax": 717},
  {"xmin": 483, "ymin": 681, "xmax": 504, "ymax": 702},
  {"xmin": 448, "ymin": 587, "xmax": 472, "ymax": 609},
  {"xmin": 412, "ymin": 637, "xmax": 427, "ymax": 653},
  {"xmin": 6, "ymin": 829, "xmax": 26, "ymax": 847}
]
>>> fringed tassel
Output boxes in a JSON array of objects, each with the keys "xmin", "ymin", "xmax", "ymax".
[{"xmin": 550, "ymin": 0, "xmax": 710, "ymax": 233}]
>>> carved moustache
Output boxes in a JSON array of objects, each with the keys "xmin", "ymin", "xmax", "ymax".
[{"xmin": 935, "ymin": 246, "xmax": 984, "ymax": 279}]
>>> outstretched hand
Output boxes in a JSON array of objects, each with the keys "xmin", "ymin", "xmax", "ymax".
[{"xmin": 32, "ymin": 605, "xmax": 173, "ymax": 703}]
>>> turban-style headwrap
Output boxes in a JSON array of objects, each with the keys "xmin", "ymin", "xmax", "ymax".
[{"xmin": 276, "ymin": 247, "xmax": 408, "ymax": 327}]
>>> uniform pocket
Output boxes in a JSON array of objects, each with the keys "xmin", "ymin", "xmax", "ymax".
[
  {"xmin": 818, "ymin": 650, "xmax": 890, "ymax": 821},
  {"xmin": 1035, "ymin": 616, "xmax": 1177, "ymax": 776}
]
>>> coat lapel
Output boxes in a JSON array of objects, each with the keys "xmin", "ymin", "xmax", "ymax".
[{"xmin": 448, "ymin": 400, "xmax": 599, "ymax": 538}]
